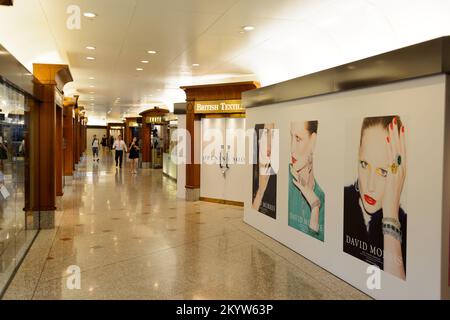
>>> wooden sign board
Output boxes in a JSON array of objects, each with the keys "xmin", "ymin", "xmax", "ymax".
[{"xmin": 194, "ymin": 100, "xmax": 244, "ymax": 114}]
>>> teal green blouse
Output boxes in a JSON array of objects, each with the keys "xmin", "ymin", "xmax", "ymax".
[{"xmin": 288, "ymin": 167, "xmax": 325, "ymax": 241}]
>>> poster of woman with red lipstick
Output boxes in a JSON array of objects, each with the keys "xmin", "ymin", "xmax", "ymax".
[
  {"xmin": 288, "ymin": 121, "xmax": 325, "ymax": 241},
  {"xmin": 252, "ymin": 123, "xmax": 277, "ymax": 219},
  {"xmin": 344, "ymin": 115, "xmax": 407, "ymax": 280}
]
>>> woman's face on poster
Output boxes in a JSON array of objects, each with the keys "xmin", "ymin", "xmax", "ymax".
[
  {"xmin": 358, "ymin": 125, "xmax": 389, "ymax": 214},
  {"xmin": 290, "ymin": 122, "xmax": 315, "ymax": 173},
  {"xmin": 258, "ymin": 124, "xmax": 274, "ymax": 169}
]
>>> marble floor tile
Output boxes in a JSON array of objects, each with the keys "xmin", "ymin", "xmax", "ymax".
[{"xmin": 2, "ymin": 154, "xmax": 370, "ymax": 300}]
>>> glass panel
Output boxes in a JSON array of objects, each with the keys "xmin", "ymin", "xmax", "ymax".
[{"xmin": 0, "ymin": 82, "xmax": 37, "ymax": 295}]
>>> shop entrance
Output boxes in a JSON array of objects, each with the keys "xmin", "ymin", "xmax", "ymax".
[
  {"xmin": 200, "ymin": 116, "xmax": 246, "ymax": 204},
  {"xmin": 139, "ymin": 108, "xmax": 170, "ymax": 169}
]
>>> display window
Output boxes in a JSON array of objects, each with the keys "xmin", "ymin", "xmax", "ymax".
[{"xmin": 0, "ymin": 81, "xmax": 36, "ymax": 294}]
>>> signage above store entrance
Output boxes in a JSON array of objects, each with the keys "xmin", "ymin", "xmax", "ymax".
[
  {"xmin": 194, "ymin": 100, "xmax": 244, "ymax": 114},
  {"xmin": 145, "ymin": 116, "xmax": 166, "ymax": 124}
]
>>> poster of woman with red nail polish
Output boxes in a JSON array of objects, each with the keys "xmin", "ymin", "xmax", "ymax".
[
  {"xmin": 288, "ymin": 121, "xmax": 325, "ymax": 241},
  {"xmin": 252, "ymin": 123, "xmax": 277, "ymax": 219},
  {"xmin": 344, "ymin": 115, "xmax": 407, "ymax": 280}
]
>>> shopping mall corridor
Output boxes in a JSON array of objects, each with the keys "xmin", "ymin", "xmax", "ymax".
[{"xmin": 2, "ymin": 150, "xmax": 369, "ymax": 300}]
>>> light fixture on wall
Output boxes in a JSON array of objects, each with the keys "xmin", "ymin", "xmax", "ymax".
[
  {"xmin": 83, "ymin": 12, "xmax": 97, "ymax": 18},
  {"xmin": 241, "ymin": 25, "xmax": 255, "ymax": 31}
]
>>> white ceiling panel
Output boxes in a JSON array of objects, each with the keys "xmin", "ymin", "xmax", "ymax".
[{"xmin": 1, "ymin": 0, "xmax": 450, "ymax": 124}]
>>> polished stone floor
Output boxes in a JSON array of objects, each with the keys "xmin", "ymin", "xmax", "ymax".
[{"xmin": 2, "ymin": 151, "xmax": 369, "ymax": 300}]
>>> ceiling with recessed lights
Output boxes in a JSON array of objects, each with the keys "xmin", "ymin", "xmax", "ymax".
[{"xmin": 1, "ymin": 0, "xmax": 450, "ymax": 125}]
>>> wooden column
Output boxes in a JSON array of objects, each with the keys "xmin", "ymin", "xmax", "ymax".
[
  {"xmin": 180, "ymin": 81, "xmax": 260, "ymax": 201},
  {"xmin": 63, "ymin": 96, "xmax": 76, "ymax": 179},
  {"xmin": 56, "ymin": 106, "xmax": 63, "ymax": 196},
  {"xmin": 32, "ymin": 63, "xmax": 73, "ymax": 228},
  {"xmin": 185, "ymin": 100, "xmax": 200, "ymax": 200},
  {"xmin": 124, "ymin": 117, "xmax": 141, "ymax": 146},
  {"xmin": 73, "ymin": 108, "xmax": 79, "ymax": 167}
]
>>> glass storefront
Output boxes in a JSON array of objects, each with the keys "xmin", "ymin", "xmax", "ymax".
[{"xmin": 0, "ymin": 81, "xmax": 36, "ymax": 295}]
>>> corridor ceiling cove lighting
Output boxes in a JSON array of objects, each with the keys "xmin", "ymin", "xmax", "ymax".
[
  {"xmin": 136, "ymin": 67, "xmax": 143, "ymax": 71},
  {"xmin": 86, "ymin": 56, "xmax": 95, "ymax": 60},
  {"xmin": 141, "ymin": 60, "xmax": 149, "ymax": 63},
  {"xmin": 1, "ymin": 0, "xmax": 448, "ymax": 126},
  {"xmin": 86, "ymin": 46, "xmax": 96, "ymax": 50},
  {"xmin": 192, "ymin": 63, "xmax": 200, "ymax": 67}
]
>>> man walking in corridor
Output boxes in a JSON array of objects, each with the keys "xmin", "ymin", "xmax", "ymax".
[{"xmin": 113, "ymin": 134, "xmax": 127, "ymax": 168}]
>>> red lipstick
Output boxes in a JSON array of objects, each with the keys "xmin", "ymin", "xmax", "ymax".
[{"xmin": 364, "ymin": 194, "xmax": 376, "ymax": 206}]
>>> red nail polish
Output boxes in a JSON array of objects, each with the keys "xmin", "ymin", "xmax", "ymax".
[
  {"xmin": 390, "ymin": 123, "xmax": 393, "ymax": 130},
  {"xmin": 387, "ymin": 136, "xmax": 390, "ymax": 143},
  {"xmin": 401, "ymin": 126, "xmax": 405, "ymax": 133},
  {"xmin": 393, "ymin": 117, "xmax": 397, "ymax": 125}
]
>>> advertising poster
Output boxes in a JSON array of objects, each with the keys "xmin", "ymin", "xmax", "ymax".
[
  {"xmin": 252, "ymin": 123, "xmax": 277, "ymax": 219},
  {"xmin": 288, "ymin": 121, "xmax": 325, "ymax": 241},
  {"xmin": 343, "ymin": 115, "xmax": 407, "ymax": 280}
]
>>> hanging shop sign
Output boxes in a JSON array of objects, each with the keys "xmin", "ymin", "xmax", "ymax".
[
  {"xmin": 145, "ymin": 116, "xmax": 166, "ymax": 124},
  {"xmin": 194, "ymin": 100, "xmax": 244, "ymax": 114},
  {"xmin": 163, "ymin": 114, "xmax": 178, "ymax": 122}
]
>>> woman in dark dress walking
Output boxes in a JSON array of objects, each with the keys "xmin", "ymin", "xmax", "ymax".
[{"xmin": 129, "ymin": 137, "xmax": 140, "ymax": 174}]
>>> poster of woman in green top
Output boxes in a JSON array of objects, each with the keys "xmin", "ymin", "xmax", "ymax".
[{"xmin": 288, "ymin": 121, "xmax": 325, "ymax": 241}]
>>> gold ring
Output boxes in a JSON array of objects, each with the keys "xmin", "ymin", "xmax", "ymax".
[{"xmin": 390, "ymin": 163, "xmax": 398, "ymax": 174}]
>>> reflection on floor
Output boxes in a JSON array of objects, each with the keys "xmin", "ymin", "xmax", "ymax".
[{"xmin": 2, "ymin": 151, "xmax": 370, "ymax": 300}]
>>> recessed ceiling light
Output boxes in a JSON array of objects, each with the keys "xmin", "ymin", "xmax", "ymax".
[
  {"xmin": 192, "ymin": 63, "xmax": 200, "ymax": 67},
  {"xmin": 141, "ymin": 60, "xmax": 149, "ymax": 64},
  {"xmin": 147, "ymin": 50, "xmax": 157, "ymax": 54},
  {"xmin": 89, "ymin": 77, "xmax": 95, "ymax": 80},
  {"xmin": 86, "ymin": 46, "xmax": 96, "ymax": 50},
  {"xmin": 242, "ymin": 25, "xmax": 255, "ymax": 31},
  {"xmin": 89, "ymin": 85, "xmax": 95, "ymax": 88},
  {"xmin": 86, "ymin": 56, "xmax": 95, "ymax": 60},
  {"xmin": 136, "ymin": 68, "xmax": 144, "ymax": 71},
  {"xmin": 83, "ymin": 12, "xmax": 97, "ymax": 18},
  {"xmin": 90, "ymin": 92, "xmax": 95, "ymax": 94}
]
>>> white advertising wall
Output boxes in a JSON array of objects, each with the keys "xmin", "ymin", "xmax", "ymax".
[{"xmin": 244, "ymin": 74, "xmax": 450, "ymax": 299}]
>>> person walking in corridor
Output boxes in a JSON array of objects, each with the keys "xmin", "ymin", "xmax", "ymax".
[
  {"xmin": 101, "ymin": 134, "xmax": 107, "ymax": 150},
  {"xmin": 92, "ymin": 134, "xmax": 100, "ymax": 162},
  {"xmin": 129, "ymin": 137, "xmax": 140, "ymax": 174},
  {"xmin": 113, "ymin": 135, "xmax": 127, "ymax": 168}
]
